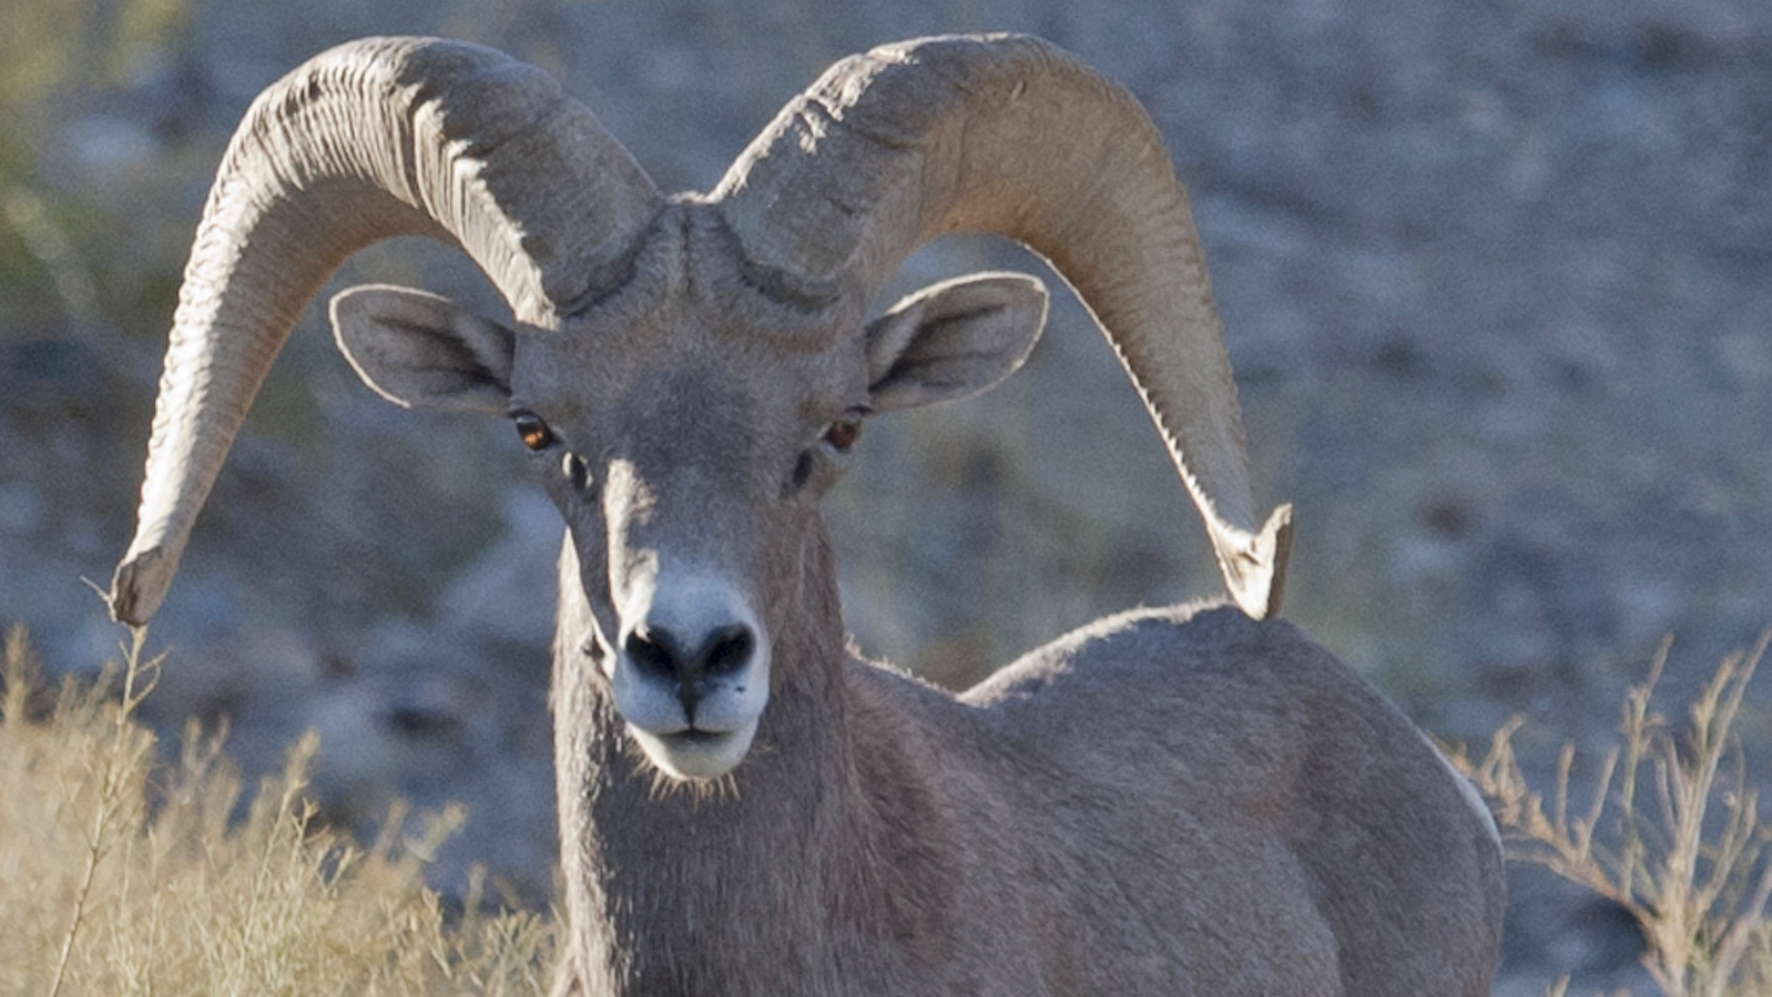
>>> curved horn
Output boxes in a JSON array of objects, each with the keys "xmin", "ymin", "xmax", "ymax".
[
  {"xmin": 715, "ymin": 33, "xmax": 1291, "ymax": 619},
  {"xmin": 110, "ymin": 37, "xmax": 662, "ymax": 626}
]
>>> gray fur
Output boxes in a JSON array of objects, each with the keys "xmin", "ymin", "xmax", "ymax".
[{"xmin": 109, "ymin": 33, "xmax": 1504, "ymax": 995}]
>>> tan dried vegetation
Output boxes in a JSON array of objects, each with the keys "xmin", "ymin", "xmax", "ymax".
[
  {"xmin": 0, "ymin": 625, "xmax": 554, "ymax": 997},
  {"xmin": 1462, "ymin": 632, "xmax": 1772, "ymax": 997}
]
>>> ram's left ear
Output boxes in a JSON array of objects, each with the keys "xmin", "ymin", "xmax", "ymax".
[
  {"xmin": 864, "ymin": 272, "xmax": 1048, "ymax": 414},
  {"xmin": 330, "ymin": 284, "xmax": 517, "ymax": 415}
]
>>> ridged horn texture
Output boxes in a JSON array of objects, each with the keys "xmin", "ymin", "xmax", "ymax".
[
  {"xmin": 109, "ymin": 37, "xmax": 662, "ymax": 626},
  {"xmin": 715, "ymin": 33, "xmax": 1293, "ymax": 619}
]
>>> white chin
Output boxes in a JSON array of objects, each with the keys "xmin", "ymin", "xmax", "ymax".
[{"xmin": 630, "ymin": 722, "xmax": 758, "ymax": 781}]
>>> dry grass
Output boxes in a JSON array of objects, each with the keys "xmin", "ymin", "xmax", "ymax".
[
  {"xmin": 0, "ymin": 625, "xmax": 555, "ymax": 997},
  {"xmin": 1463, "ymin": 632, "xmax": 1772, "ymax": 997}
]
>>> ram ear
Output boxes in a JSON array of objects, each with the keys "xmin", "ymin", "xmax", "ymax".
[
  {"xmin": 864, "ymin": 272, "xmax": 1048, "ymax": 413},
  {"xmin": 330, "ymin": 284, "xmax": 516, "ymax": 414}
]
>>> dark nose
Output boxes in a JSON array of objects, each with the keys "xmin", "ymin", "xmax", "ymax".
[{"xmin": 624, "ymin": 624, "xmax": 757, "ymax": 716}]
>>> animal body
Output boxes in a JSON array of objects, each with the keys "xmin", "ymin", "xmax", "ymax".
[{"xmin": 109, "ymin": 32, "xmax": 1504, "ymax": 996}]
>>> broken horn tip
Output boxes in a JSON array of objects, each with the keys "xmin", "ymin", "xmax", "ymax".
[
  {"xmin": 1223, "ymin": 503, "xmax": 1294, "ymax": 621},
  {"xmin": 1228, "ymin": 571, "xmax": 1285, "ymax": 622},
  {"xmin": 107, "ymin": 550, "xmax": 166, "ymax": 627},
  {"xmin": 1259, "ymin": 502, "xmax": 1294, "ymax": 553}
]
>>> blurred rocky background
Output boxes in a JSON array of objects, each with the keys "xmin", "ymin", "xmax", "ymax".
[{"xmin": 1, "ymin": 0, "xmax": 1768, "ymax": 992}]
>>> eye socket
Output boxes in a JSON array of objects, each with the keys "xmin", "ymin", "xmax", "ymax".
[
  {"xmin": 822, "ymin": 408, "xmax": 867, "ymax": 454},
  {"xmin": 513, "ymin": 411, "xmax": 555, "ymax": 451}
]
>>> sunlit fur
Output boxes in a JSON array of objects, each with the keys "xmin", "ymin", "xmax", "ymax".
[{"xmin": 109, "ymin": 33, "xmax": 1504, "ymax": 997}]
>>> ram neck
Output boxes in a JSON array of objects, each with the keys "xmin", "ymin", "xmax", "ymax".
[{"xmin": 550, "ymin": 530, "xmax": 952, "ymax": 995}]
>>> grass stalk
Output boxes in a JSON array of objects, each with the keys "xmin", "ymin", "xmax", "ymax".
[
  {"xmin": 1464, "ymin": 632, "xmax": 1772, "ymax": 997},
  {"xmin": 44, "ymin": 625, "xmax": 159, "ymax": 997},
  {"xmin": 0, "ymin": 626, "xmax": 555, "ymax": 997}
]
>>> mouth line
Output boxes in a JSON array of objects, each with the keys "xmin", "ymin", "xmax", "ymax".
[{"xmin": 668, "ymin": 728, "xmax": 732, "ymax": 745}]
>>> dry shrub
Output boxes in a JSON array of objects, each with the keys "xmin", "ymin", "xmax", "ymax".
[
  {"xmin": 0, "ymin": 625, "xmax": 554, "ymax": 997},
  {"xmin": 1464, "ymin": 632, "xmax": 1772, "ymax": 997}
]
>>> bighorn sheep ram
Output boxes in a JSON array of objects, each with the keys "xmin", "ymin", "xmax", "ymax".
[{"xmin": 109, "ymin": 33, "xmax": 1503, "ymax": 996}]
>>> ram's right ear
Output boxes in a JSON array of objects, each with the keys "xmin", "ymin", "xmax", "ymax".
[{"xmin": 330, "ymin": 284, "xmax": 516, "ymax": 414}]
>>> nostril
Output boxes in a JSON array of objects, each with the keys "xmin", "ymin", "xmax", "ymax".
[
  {"xmin": 625, "ymin": 629, "xmax": 682, "ymax": 680},
  {"xmin": 623, "ymin": 621, "xmax": 757, "ymax": 691},
  {"xmin": 562, "ymin": 453, "xmax": 589, "ymax": 492},
  {"xmin": 700, "ymin": 625, "xmax": 755, "ymax": 677}
]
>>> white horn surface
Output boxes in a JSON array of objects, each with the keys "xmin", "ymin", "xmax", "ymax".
[
  {"xmin": 716, "ymin": 33, "xmax": 1291, "ymax": 618},
  {"xmin": 110, "ymin": 37, "xmax": 661, "ymax": 626}
]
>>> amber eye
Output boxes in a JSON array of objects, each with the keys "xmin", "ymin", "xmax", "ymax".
[
  {"xmin": 513, "ymin": 412, "xmax": 555, "ymax": 451},
  {"xmin": 822, "ymin": 409, "xmax": 867, "ymax": 453}
]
